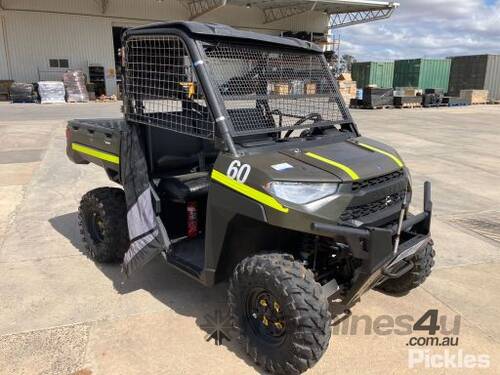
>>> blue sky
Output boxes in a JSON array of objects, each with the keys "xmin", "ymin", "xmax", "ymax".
[{"xmin": 339, "ymin": 0, "xmax": 500, "ymax": 61}]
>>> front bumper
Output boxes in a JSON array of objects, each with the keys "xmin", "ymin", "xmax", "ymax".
[{"xmin": 312, "ymin": 181, "xmax": 433, "ymax": 306}]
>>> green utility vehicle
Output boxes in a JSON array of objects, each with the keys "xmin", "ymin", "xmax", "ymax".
[{"xmin": 66, "ymin": 22, "xmax": 434, "ymax": 374}]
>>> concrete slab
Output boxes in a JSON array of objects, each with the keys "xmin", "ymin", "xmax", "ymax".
[
  {"xmin": 0, "ymin": 185, "xmax": 24, "ymax": 243},
  {"xmin": 0, "ymin": 122, "xmax": 55, "ymax": 152},
  {"xmin": 0, "ymin": 130, "xmax": 111, "ymax": 262},
  {"xmin": 0, "ymin": 323, "xmax": 90, "ymax": 375},
  {"xmin": 0, "ymin": 253, "xmax": 228, "ymax": 336},
  {"xmin": 0, "ymin": 162, "xmax": 40, "ymax": 186},
  {"xmin": 0, "ymin": 149, "xmax": 45, "ymax": 164},
  {"xmin": 321, "ymin": 288, "xmax": 500, "ymax": 374},
  {"xmin": 1, "ymin": 103, "xmax": 500, "ymax": 374},
  {"xmin": 430, "ymin": 218, "xmax": 500, "ymax": 268},
  {"xmin": 423, "ymin": 263, "xmax": 500, "ymax": 344}
]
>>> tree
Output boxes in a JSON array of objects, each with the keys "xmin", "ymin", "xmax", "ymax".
[{"xmin": 342, "ymin": 55, "xmax": 357, "ymax": 72}]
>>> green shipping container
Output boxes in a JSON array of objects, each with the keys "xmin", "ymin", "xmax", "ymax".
[
  {"xmin": 351, "ymin": 62, "xmax": 394, "ymax": 89},
  {"xmin": 393, "ymin": 59, "xmax": 451, "ymax": 91}
]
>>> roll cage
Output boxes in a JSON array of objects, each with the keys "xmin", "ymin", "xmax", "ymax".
[{"xmin": 122, "ymin": 22, "xmax": 357, "ymax": 156}]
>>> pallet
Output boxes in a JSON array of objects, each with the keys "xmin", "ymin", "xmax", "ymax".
[
  {"xmin": 11, "ymin": 100, "xmax": 37, "ymax": 104},
  {"xmin": 470, "ymin": 102, "xmax": 488, "ymax": 105},
  {"xmin": 460, "ymin": 90, "xmax": 488, "ymax": 105},
  {"xmin": 448, "ymin": 103, "xmax": 468, "ymax": 107},
  {"xmin": 395, "ymin": 104, "xmax": 422, "ymax": 109},
  {"xmin": 364, "ymin": 105, "xmax": 394, "ymax": 110}
]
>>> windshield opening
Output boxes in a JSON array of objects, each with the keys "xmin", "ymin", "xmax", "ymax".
[{"xmin": 203, "ymin": 43, "xmax": 350, "ymax": 138}]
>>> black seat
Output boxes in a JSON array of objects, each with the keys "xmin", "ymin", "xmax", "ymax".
[
  {"xmin": 147, "ymin": 125, "xmax": 218, "ymax": 174},
  {"xmin": 158, "ymin": 172, "xmax": 210, "ymax": 202}
]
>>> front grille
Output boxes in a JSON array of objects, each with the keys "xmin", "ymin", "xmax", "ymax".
[
  {"xmin": 340, "ymin": 191, "xmax": 404, "ymax": 221},
  {"xmin": 352, "ymin": 169, "xmax": 404, "ymax": 192}
]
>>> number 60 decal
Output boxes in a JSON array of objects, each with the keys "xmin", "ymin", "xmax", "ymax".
[{"xmin": 227, "ymin": 160, "xmax": 251, "ymax": 183}]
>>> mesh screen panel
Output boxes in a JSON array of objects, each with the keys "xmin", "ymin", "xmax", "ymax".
[
  {"xmin": 124, "ymin": 36, "xmax": 215, "ymax": 139},
  {"xmin": 203, "ymin": 43, "xmax": 349, "ymax": 136}
]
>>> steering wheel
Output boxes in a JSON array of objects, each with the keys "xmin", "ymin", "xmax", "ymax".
[{"xmin": 283, "ymin": 113, "xmax": 323, "ymax": 139}]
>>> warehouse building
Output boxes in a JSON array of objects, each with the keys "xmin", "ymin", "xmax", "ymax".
[{"xmin": 0, "ymin": 0, "xmax": 397, "ymax": 95}]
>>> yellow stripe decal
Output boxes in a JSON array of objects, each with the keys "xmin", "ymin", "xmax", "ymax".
[
  {"xmin": 211, "ymin": 169, "xmax": 289, "ymax": 213},
  {"xmin": 72, "ymin": 143, "xmax": 120, "ymax": 164},
  {"xmin": 358, "ymin": 143, "xmax": 404, "ymax": 168},
  {"xmin": 305, "ymin": 152, "xmax": 360, "ymax": 181}
]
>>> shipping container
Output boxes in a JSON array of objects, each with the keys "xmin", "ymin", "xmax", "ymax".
[
  {"xmin": 393, "ymin": 59, "xmax": 451, "ymax": 92},
  {"xmin": 351, "ymin": 62, "xmax": 394, "ymax": 89},
  {"xmin": 448, "ymin": 55, "xmax": 500, "ymax": 101}
]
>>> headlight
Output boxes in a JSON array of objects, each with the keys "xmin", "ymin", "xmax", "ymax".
[{"xmin": 266, "ymin": 182, "xmax": 338, "ymax": 205}]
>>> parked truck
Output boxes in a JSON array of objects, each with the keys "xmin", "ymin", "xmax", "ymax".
[{"xmin": 66, "ymin": 22, "xmax": 434, "ymax": 374}]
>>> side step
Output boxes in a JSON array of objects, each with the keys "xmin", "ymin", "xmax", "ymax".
[{"xmin": 166, "ymin": 237, "xmax": 205, "ymax": 278}]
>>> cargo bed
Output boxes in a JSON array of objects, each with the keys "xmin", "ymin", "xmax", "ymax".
[{"xmin": 66, "ymin": 118, "xmax": 125, "ymax": 181}]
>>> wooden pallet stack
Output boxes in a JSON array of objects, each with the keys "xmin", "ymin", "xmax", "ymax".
[
  {"xmin": 460, "ymin": 89, "xmax": 489, "ymax": 105},
  {"xmin": 394, "ymin": 96, "xmax": 422, "ymax": 109},
  {"xmin": 0, "ymin": 80, "xmax": 14, "ymax": 102},
  {"xmin": 337, "ymin": 73, "xmax": 357, "ymax": 104}
]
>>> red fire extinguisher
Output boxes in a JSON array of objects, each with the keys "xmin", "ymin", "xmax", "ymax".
[{"xmin": 187, "ymin": 201, "xmax": 198, "ymax": 238}]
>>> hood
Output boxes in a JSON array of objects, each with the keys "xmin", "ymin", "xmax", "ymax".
[{"xmin": 281, "ymin": 137, "xmax": 404, "ymax": 182}]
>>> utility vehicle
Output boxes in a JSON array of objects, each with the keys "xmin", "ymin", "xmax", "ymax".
[{"xmin": 66, "ymin": 22, "xmax": 434, "ymax": 374}]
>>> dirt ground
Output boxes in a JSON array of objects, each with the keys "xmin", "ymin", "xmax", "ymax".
[{"xmin": 0, "ymin": 102, "xmax": 499, "ymax": 374}]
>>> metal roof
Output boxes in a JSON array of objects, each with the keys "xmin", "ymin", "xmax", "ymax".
[
  {"xmin": 126, "ymin": 21, "xmax": 324, "ymax": 52},
  {"xmin": 180, "ymin": 0, "xmax": 399, "ymax": 27},
  {"xmin": 232, "ymin": 0, "xmax": 397, "ymax": 13}
]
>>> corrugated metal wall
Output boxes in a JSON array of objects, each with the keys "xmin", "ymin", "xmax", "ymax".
[
  {"xmin": 419, "ymin": 59, "xmax": 451, "ymax": 92},
  {"xmin": 351, "ymin": 62, "xmax": 394, "ymax": 89},
  {"xmin": 3, "ymin": 12, "xmax": 117, "ymax": 93},
  {"xmin": 0, "ymin": 0, "xmax": 330, "ymax": 94},
  {"xmin": 393, "ymin": 59, "xmax": 420, "ymax": 88},
  {"xmin": 0, "ymin": 16, "xmax": 10, "ymax": 79},
  {"xmin": 3, "ymin": 0, "xmax": 328, "ymax": 33},
  {"xmin": 485, "ymin": 56, "xmax": 500, "ymax": 100},
  {"xmin": 448, "ymin": 55, "xmax": 500, "ymax": 100},
  {"xmin": 448, "ymin": 55, "xmax": 488, "ymax": 97},
  {"xmin": 394, "ymin": 59, "xmax": 451, "ymax": 91}
]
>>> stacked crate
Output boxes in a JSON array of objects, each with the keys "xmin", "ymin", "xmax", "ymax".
[
  {"xmin": 337, "ymin": 73, "xmax": 357, "ymax": 104},
  {"xmin": 0, "ymin": 80, "xmax": 14, "ymax": 101},
  {"xmin": 362, "ymin": 87, "xmax": 394, "ymax": 109},
  {"xmin": 460, "ymin": 89, "xmax": 489, "ymax": 105},
  {"xmin": 393, "ymin": 87, "xmax": 422, "ymax": 108}
]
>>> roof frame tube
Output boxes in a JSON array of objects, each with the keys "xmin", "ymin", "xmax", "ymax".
[
  {"xmin": 330, "ymin": 2, "xmax": 398, "ymax": 29},
  {"xmin": 181, "ymin": 0, "xmax": 228, "ymax": 20},
  {"xmin": 263, "ymin": 2, "xmax": 318, "ymax": 24}
]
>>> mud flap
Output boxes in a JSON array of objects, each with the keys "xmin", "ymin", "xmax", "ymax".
[{"xmin": 120, "ymin": 123, "xmax": 170, "ymax": 276}]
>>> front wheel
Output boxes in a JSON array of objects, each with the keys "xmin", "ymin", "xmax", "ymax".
[
  {"xmin": 378, "ymin": 242, "xmax": 435, "ymax": 294},
  {"xmin": 228, "ymin": 253, "xmax": 331, "ymax": 375}
]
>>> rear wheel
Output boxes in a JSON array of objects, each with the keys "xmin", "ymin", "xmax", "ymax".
[
  {"xmin": 228, "ymin": 253, "xmax": 331, "ymax": 374},
  {"xmin": 378, "ymin": 243, "xmax": 435, "ymax": 294},
  {"xmin": 78, "ymin": 187, "xmax": 129, "ymax": 263}
]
